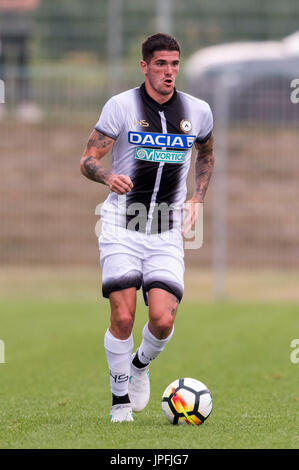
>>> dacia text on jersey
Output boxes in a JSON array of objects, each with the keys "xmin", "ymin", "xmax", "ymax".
[{"xmin": 128, "ymin": 131, "xmax": 196, "ymax": 149}]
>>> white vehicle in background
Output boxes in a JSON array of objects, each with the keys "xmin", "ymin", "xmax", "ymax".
[{"xmin": 185, "ymin": 31, "xmax": 299, "ymax": 122}]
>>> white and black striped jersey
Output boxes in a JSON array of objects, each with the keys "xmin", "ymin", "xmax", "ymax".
[{"xmin": 95, "ymin": 83, "xmax": 213, "ymax": 234}]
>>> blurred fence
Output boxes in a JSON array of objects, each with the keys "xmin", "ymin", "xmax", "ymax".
[
  {"xmin": 31, "ymin": 0, "xmax": 299, "ymax": 60},
  {"xmin": 0, "ymin": 0, "xmax": 299, "ymax": 282}
]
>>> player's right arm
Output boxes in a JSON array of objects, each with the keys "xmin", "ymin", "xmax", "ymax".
[{"xmin": 80, "ymin": 129, "xmax": 133, "ymax": 195}]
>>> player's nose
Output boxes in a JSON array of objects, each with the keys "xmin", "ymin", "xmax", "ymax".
[{"xmin": 165, "ymin": 64, "xmax": 173, "ymax": 75}]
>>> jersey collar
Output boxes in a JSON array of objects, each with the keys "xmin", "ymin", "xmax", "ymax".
[{"xmin": 139, "ymin": 82, "xmax": 177, "ymax": 112}]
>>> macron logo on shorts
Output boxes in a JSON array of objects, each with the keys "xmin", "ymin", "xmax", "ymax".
[{"xmin": 128, "ymin": 131, "xmax": 196, "ymax": 149}]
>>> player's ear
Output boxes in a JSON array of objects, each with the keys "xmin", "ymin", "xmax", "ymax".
[{"xmin": 140, "ymin": 59, "xmax": 148, "ymax": 75}]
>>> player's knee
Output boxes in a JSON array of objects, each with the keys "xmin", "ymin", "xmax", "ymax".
[
  {"xmin": 110, "ymin": 307, "xmax": 135, "ymax": 338},
  {"xmin": 150, "ymin": 314, "xmax": 175, "ymax": 339}
]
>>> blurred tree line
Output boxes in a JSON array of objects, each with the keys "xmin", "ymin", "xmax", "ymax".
[{"xmin": 33, "ymin": 0, "xmax": 299, "ymax": 62}]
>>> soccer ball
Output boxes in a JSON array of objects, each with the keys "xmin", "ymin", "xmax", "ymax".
[{"xmin": 161, "ymin": 377, "xmax": 213, "ymax": 425}]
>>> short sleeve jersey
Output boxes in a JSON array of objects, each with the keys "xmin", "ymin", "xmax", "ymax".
[{"xmin": 95, "ymin": 83, "xmax": 213, "ymax": 234}]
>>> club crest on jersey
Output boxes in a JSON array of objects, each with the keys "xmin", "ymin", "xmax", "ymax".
[
  {"xmin": 180, "ymin": 119, "xmax": 192, "ymax": 133},
  {"xmin": 128, "ymin": 131, "xmax": 196, "ymax": 149}
]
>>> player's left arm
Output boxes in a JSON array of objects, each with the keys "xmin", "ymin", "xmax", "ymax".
[
  {"xmin": 193, "ymin": 133, "xmax": 214, "ymax": 203},
  {"xmin": 184, "ymin": 134, "xmax": 214, "ymax": 235}
]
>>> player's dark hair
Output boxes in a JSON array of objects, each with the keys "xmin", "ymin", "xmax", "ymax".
[{"xmin": 142, "ymin": 33, "xmax": 181, "ymax": 63}]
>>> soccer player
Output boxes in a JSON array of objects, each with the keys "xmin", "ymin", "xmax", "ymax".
[{"xmin": 80, "ymin": 33, "xmax": 214, "ymax": 422}]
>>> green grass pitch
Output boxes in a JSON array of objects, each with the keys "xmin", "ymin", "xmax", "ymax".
[{"xmin": 0, "ymin": 298, "xmax": 298, "ymax": 449}]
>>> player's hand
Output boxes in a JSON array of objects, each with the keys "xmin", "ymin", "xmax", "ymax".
[
  {"xmin": 183, "ymin": 198, "xmax": 203, "ymax": 236},
  {"xmin": 106, "ymin": 174, "xmax": 134, "ymax": 195}
]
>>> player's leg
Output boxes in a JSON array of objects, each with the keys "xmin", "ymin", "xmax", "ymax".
[
  {"xmin": 133, "ymin": 288, "xmax": 178, "ymax": 366},
  {"xmin": 109, "ymin": 287, "xmax": 137, "ymax": 340},
  {"xmin": 105, "ymin": 288, "xmax": 137, "ymax": 423},
  {"xmin": 129, "ymin": 289, "xmax": 178, "ymax": 412},
  {"xmin": 99, "ymin": 221, "xmax": 143, "ymax": 421},
  {"xmin": 147, "ymin": 288, "xmax": 179, "ymax": 339},
  {"xmin": 128, "ymin": 229, "xmax": 184, "ymax": 412}
]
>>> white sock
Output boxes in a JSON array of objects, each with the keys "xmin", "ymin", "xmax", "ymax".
[
  {"xmin": 137, "ymin": 322, "xmax": 174, "ymax": 365},
  {"xmin": 104, "ymin": 329, "xmax": 133, "ymax": 397}
]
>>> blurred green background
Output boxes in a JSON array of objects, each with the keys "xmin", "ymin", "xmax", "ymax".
[{"xmin": 0, "ymin": 0, "xmax": 299, "ymax": 449}]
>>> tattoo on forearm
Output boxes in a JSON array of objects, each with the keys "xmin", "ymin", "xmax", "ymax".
[
  {"xmin": 194, "ymin": 135, "xmax": 214, "ymax": 202},
  {"xmin": 82, "ymin": 130, "xmax": 114, "ymax": 184},
  {"xmin": 83, "ymin": 156, "xmax": 111, "ymax": 184}
]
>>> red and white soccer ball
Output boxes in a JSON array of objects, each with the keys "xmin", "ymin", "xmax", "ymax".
[{"xmin": 161, "ymin": 377, "xmax": 213, "ymax": 425}]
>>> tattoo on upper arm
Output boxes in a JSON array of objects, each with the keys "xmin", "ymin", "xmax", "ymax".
[
  {"xmin": 86, "ymin": 130, "xmax": 114, "ymax": 150},
  {"xmin": 196, "ymin": 134, "xmax": 214, "ymax": 157},
  {"xmin": 194, "ymin": 134, "xmax": 214, "ymax": 202}
]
